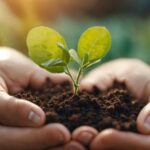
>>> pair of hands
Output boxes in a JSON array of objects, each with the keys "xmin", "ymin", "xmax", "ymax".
[{"xmin": 0, "ymin": 47, "xmax": 150, "ymax": 150}]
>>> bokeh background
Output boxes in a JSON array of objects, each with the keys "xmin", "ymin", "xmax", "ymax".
[{"xmin": 0, "ymin": 0, "xmax": 150, "ymax": 64}]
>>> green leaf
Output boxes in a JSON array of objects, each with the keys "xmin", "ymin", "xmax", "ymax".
[
  {"xmin": 85, "ymin": 59, "xmax": 101, "ymax": 68},
  {"xmin": 44, "ymin": 66, "xmax": 65, "ymax": 73},
  {"xmin": 82, "ymin": 53, "xmax": 89, "ymax": 66},
  {"xmin": 69, "ymin": 49, "xmax": 81, "ymax": 64},
  {"xmin": 57, "ymin": 42, "xmax": 70, "ymax": 62},
  {"xmin": 57, "ymin": 42, "xmax": 67, "ymax": 51},
  {"xmin": 78, "ymin": 26, "xmax": 111, "ymax": 63},
  {"xmin": 27, "ymin": 26, "xmax": 70, "ymax": 71},
  {"xmin": 41, "ymin": 59, "xmax": 65, "ymax": 67}
]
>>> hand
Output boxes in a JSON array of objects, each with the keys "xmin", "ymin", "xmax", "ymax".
[
  {"xmin": 80, "ymin": 58, "xmax": 150, "ymax": 100},
  {"xmin": 0, "ymin": 47, "xmax": 71, "ymax": 149},
  {"xmin": 74, "ymin": 58, "xmax": 150, "ymax": 150}
]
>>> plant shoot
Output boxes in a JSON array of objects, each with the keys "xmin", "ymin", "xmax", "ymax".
[{"xmin": 27, "ymin": 26, "xmax": 111, "ymax": 95}]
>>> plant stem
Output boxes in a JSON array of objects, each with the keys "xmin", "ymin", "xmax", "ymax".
[
  {"xmin": 65, "ymin": 65, "xmax": 77, "ymax": 94},
  {"xmin": 65, "ymin": 64, "xmax": 84, "ymax": 95},
  {"xmin": 74, "ymin": 66, "xmax": 83, "ymax": 95}
]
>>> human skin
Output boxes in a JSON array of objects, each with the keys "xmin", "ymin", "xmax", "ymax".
[
  {"xmin": 2, "ymin": 48, "xmax": 150, "ymax": 150},
  {"xmin": 72, "ymin": 58, "xmax": 150, "ymax": 150},
  {"xmin": 0, "ymin": 47, "xmax": 87, "ymax": 150}
]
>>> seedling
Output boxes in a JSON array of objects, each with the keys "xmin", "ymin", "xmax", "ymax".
[{"xmin": 27, "ymin": 26, "xmax": 111, "ymax": 95}]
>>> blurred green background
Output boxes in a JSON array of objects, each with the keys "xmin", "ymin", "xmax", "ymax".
[{"xmin": 0, "ymin": 0, "xmax": 150, "ymax": 64}]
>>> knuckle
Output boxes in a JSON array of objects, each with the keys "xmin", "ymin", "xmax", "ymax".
[{"xmin": 6, "ymin": 97, "xmax": 25, "ymax": 116}]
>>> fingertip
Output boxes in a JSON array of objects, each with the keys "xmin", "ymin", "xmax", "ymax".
[
  {"xmin": 16, "ymin": 99, "xmax": 46, "ymax": 127},
  {"xmin": 29, "ymin": 67, "xmax": 49, "ymax": 88},
  {"xmin": 0, "ymin": 94, "xmax": 46, "ymax": 127},
  {"xmin": 52, "ymin": 73, "xmax": 72, "ymax": 84},
  {"xmin": 72, "ymin": 126, "xmax": 98, "ymax": 146},
  {"xmin": 30, "ymin": 67, "xmax": 71, "ymax": 89},
  {"xmin": 47, "ymin": 123, "xmax": 71, "ymax": 143},
  {"xmin": 27, "ymin": 101, "xmax": 46, "ymax": 127},
  {"xmin": 137, "ymin": 103, "xmax": 150, "ymax": 134},
  {"xmin": 34, "ymin": 123, "xmax": 71, "ymax": 148},
  {"xmin": 80, "ymin": 72, "xmax": 114, "ymax": 92},
  {"xmin": 79, "ymin": 81, "xmax": 94, "ymax": 92},
  {"xmin": 91, "ymin": 129, "xmax": 118, "ymax": 150},
  {"xmin": 96, "ymin": 84, "xmax": 108, "ymax": 91}
]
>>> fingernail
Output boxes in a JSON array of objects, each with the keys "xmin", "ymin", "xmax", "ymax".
[
  {"xmin": 28, "ymin": 111, "xmax": 41, "ymax": 124},
  {"xmin": 78, "ymin": 132, "xmax": 94, "ymax": 145},
  {"xmin": 144, "ymin": 116, "xmax": 150, "ymax": 130}
]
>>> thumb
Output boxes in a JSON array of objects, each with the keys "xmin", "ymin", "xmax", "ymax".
[
  {"xmin": 0, "ymin": 91, "xmax": 45, "ymax": 127},
  {"xmin": 0, "ymin": 76, "xmax": 45, "ymax": 127},
  {"xmin": 137, "ymin": 102, "xmax": 150, "ymax": 134}
]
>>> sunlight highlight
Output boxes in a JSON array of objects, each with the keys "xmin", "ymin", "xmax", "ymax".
[{"xmin": 0, "ymin": 48, "xmax": 10, "ymax": 61}]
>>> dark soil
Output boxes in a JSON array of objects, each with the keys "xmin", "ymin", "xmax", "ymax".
[{"xmin": 14, "ymin": 79, "xmax": 146, "ymax": 133}]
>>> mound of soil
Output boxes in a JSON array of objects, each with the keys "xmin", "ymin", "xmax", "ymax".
[{"xmin": 14, "ymin": 79, "xmax": 146, "ymax": 133}]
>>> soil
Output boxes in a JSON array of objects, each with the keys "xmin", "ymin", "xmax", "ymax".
[{"xmin": 14, "ymin": 78, "xmax": 146, "ymax": 133}]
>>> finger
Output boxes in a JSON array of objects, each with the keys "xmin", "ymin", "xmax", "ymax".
[
  {"xmin": 80, "ymin": 70, "xmax": 114, "ymax": 92},
  {"xmin": 48, "ymin": 147, "xmax": 64, "ymax": 150},
  {"xmin": 0, "ymin": 91, "xmax": 45, "ymax": 127},
  {"xmin": 49, "ymin": 141, "xmax": 86, "ymax": 150},
  {"xmin": 91, "ymin": 129, "xmax": 150, "ymax": 150},
  {"xmin": 72, "ymin": 126, "xmax": 98, "ymax": 146},
  {"xmin": 115, "ymin": 59, "xmax": 150, "ymax": 100},
  {"xmin": 64, "ymin": 141, "xmax": 86, "ymax": 150},
  {"xmin": 0, "ymin": 123, "xmax": 70, "ymax": 150},
  {"xmin": 0, "ymin": 77, "xmax": 7, "ymax": 93},
  {"xmin": 137, "ymin": 102, "xmax": 150, "ymax": 134},
  {"xmin": 29, "ymin": 67, "xmax": 71, "ymax": 89},
  {"xmin": 0, "ymin": 47, "xmax": 70, "ymax": 93}
]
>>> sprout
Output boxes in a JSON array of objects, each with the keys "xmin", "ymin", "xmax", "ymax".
[{"xmin": 27, "ymin": 26, "xmax": 111, "ymax": 95}]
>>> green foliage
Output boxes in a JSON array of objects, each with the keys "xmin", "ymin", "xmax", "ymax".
[
  {"xmin": 78, "ymin": 26, "xmax": 111, "ymax": 64},
  {"xmin": 27, "ymin": 26, "xmax": 69, "ymax": 72},
  {"xmin": 69, "ymin": 49, "xmax": 81, "ymax": 64},
  {"xmin": 27, "ymin": 26, "xmax": 111, "ymax": 94}
]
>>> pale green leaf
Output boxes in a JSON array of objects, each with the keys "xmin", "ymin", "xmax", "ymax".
[
  {"xmin": 27, "ymin": 26, "xmax": 69, "ymax": 69},
  {"xmin": 85, "ymin": 59, "xmax": 101, "ymax": 68},
  {"xmin": 57, "ymin": 42, "xmax": 70, "ymax": 62},
  {"xmin": 44, "ymin": 66, "xmax": 65, "ymax": 73},
  {"xmin": 78, "ymin": 26, "xmax": 111, "ymax": 63},
  {"xmin": 41, "ymin": 59, "xmax": 65, "ymax": 67},
  {"xmin": 69, "ymin": 49, "xmax": 81, "ymax": 64},
  {"xmin": 82, "ymin": 53, "xmax": 89, "ymax": 66}
]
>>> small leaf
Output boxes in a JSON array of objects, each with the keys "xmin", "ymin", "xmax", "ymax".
[
  {"xmin": 27, "ymin": 26, "xmax": 69, "ymax": 72},
  {"xmin": 85, "ymin": 59, "xmax": 101, "ymax": 68},
  {"xmin": 41, "ymin": 59, "xmax": 65, "ymax": 67},
  {"xmin": 82, "ymin": 53, "xmax": 89, "ymax": 66},
  {"xmin": 44, "ymin": 66, "xmax": 65, "ymax": 73},
  {"xmin": 57, "ymin": 42, "xmax": 70, "ymax": 63},
  {"xmin": 78, "ymin": 26, "xmax": 111, "ymax": 63},
  {"xmin": 57, "ymin": 42, "xmax": 67, "ymax": 51},
  {"xmin": 69, "ymin": 49, "xmax": 81, "ymax": 64}
]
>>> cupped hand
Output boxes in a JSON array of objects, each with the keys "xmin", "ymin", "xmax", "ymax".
[
  {"xmin": 80, "ymin": 58, "xmax": 150, "ymax": 100},
  {"xmin": 0, "ymin": 47, "xmax": 70, "ymax": 127},
  {"xmin": 72, "ymin": 59, "xmax": 150, "ymax": 150},
  {"xmin": 0, "ymin": 47, "xmax": 72, "ymax": 149}
]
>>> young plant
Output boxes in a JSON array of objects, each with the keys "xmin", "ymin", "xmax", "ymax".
[{"xmin": 27, "ymin": 26, "xmax": 111, "ymax": 95}]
